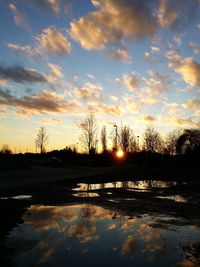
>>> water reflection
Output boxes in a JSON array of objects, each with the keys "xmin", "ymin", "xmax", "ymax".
[
  {"xmin": 73, "ymin": 180, "xmax": 178, "ymax": 192},
  {"xmin": 6, "ymin": 203, "xmax": 200, "ymax": 267},
  {"xmin": 72, "ymin": 192, "xmax": 99, "ymax": 198},
  {"xmin": 1, "ymin": 195, "xmax": 32, "ymax": 200},
  {"xmin": 156, "ymin": 195, "xmax": 187, "ymax": 203}
]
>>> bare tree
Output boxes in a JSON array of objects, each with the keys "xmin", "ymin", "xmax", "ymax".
[
  {"xmin": 1, "ymin": 144, "xmax": 12, "ymax": 155},
  {"xmin": 129, "ymin": 136, "xmax": 138, "ymax": 152},
  {"xmin": 164, "ymin": 129, "xmax": 181, "ymax": 155},
  {"xmin": 101, "ymin": 126, "xmax": 107, "ymax": 152},
  {"xmin": 118, "ymin": 125, "xmax": 136, "ymax": 153},
  {"xmin": 143, "ymin": 126, "xmax": 163, "ymax": 153},
  {"xmin": 35, "ymin": 127, "xmax": 48, "ymax": 153},
  {"xmin": 79, "ymin": 113, "xmax": 97, "ymax": 154}
]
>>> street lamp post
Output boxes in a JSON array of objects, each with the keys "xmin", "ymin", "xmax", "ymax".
[
  {"xmin": 114, "ymin": 124, "xmax": 118, "ymax": 150},
  {"xmin": 137, "ymin": 136, "xmax": 140, "ymax": 151}
]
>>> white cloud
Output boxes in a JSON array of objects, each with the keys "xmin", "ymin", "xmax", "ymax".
[
  {"xmin": 7, "ymin": 43, "xmax": 41, "ymax": 58},
  {"xmin": 9, "ymin": 3, "xmax": 30, "ymax": 30},
  {"xmin": 173, "ymin": 35, "xmax": 182, "ymax": 46},
  {"xmin": 189, "ymin": 41, "xmax": 200, "ymax": 55},
  {"xmin": 151, "ymin": 46, "xmax": 160, "ymax": 53},
  {"xmin": 110, "ymin": 95, "xmax": 118, "ymax": 102},
  {"xmin": 166, "ymin": 49, "xmax": 183, "ymax": 65},
  {"xmin": 26, "ymin": 0, "xmax": 61, "ymax": 14},
  {"xmin": 144, "ymin": 52, "xmax": 151, "ymax": 59},
  {"xmin": 123, "ymin": 96, "xmax": 139, "ymax": 113},
  {"xmin": 86, "ymin": 74, "xmax": 95, "ymax": 80}
]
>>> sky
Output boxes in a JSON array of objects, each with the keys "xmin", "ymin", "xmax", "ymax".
[{"xmin": 0, "ymin": 0, "xmax": 200, "ymax": 153}]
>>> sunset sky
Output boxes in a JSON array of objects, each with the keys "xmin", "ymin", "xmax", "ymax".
[{"xmin": 0, "ymin": 0, "xmax": 200, "ymax": 152}]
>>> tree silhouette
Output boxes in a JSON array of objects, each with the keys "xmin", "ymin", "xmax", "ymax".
[
  {"xmin": 118, "ymin": 125, "xmax": 136, "ymax": 152},
  {"xmin": 35, "ymin": 127, "xmax": 48, "ymax": 154},
  {"xmin": 1, "ymin": 144, "xmax": 12, "ymax": 155},
  {"xmin": 176, "ymin": 129, "xmax": 200, "ymax": 155},
  {"xmin": 143, "ymin": 126, "xmax": 162, "ymax": 153},
  {"xmin": 101, "ymin": 126, "xmax": 107, "ymax": 152},
  {"xmin": 79, "ymin": 113, "xmax": 97, "ymax": 154},
  {"xmin": 164, "ymin": 129, "xmax": 181, "ymax": 155}
]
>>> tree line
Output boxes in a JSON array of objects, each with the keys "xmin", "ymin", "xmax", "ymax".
[
  {"xmin": 1, "ymin": 113, "xmax": 200, "ymax": 156},
  {"xmin": 78, "ymin": 113, "xmax": 200, "ymax": 156}
]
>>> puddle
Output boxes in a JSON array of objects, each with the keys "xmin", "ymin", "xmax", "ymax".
[
  {"xmin": 1, "ymin": 195, "xmax": 32, "ymax": 200},
  {"xmin": 156, "ymin": 195, "xmax": 188, "ymax": 203},
  {"xmin": 108, "ymin": 199, "xmax": 120, "ymax": 203},
  {"xmin": 126, "ymin": 189, "xmax": 150, "ymax": 192},
  {"xmin": 5, "ymin": 203, "xmax": 200, "ymax": 267},
  {"xmin": 73, "ymin": 180, "xmax": 179, "ymax": 192},
  {"xmin": 73, "ymin": 192, "xmax": 99, "ymax": 198},
  {"xmin": 108, "ymin": 198, "xmax": 136, "ymax": 202}
]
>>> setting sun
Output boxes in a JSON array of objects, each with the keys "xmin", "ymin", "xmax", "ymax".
[{"xmin": 116, "ymin": 150, "xmax": 124, "ymax": 158}]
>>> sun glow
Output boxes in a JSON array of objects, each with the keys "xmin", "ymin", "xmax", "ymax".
[{"xmin": 116, "ymin": 150, "xmax": 124, "ymax": 158}]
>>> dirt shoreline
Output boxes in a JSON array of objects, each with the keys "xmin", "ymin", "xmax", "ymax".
[
  {"xmin": 0, "ymin": 165, "xmax": 200, "ymax": 193},
  {"xmin": 0, "ymin": 166, "xmax": 115, "ymax": 192}
]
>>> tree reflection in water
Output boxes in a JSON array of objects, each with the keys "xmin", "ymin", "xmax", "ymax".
[
  {"xmin": 73, "ymin": 180, "xmax": 179, "ymax": 192},
  {"xmin": 5, "ymin": 202, "xmax": 200, "ymax": 267}
]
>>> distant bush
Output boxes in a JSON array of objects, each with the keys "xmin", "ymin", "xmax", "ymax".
[{"xmin": 0, "ymin": 144, "xmax": 12, "ymax": 155}]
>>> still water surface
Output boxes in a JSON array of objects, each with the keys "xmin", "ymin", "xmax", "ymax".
[
  {"xmin": 6, "ymin": 202, "xmax": 199, "ymax": 267},
  {"xmin": 72, "ymin": 180, "xmax": 179, "ymax": 191}
]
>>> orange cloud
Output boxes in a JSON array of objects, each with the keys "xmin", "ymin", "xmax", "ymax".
[
  {"xmin": 123, "ymin": 74, "xmax": 138, "ymax": 91},
  {"xmin": 87, "ymin": 102, "xmax": 121, "ymax": 116},
  {"xmin": 70, "ymin": 0, "xmax": 156, "ymax": 50},
  {"xmin": 121, "ymin": 236, "xmax": 136, "ymax": 255},
  {"xmin": 184, "ymin": 99, "xmax": 200, "ymax": 110},
  {"xmin": 36, "ymin": 27, "xmax": 71, "ymax": 56},
  {"xmin": 106, "ymin": 49, "xmax": 131, "ymax": 61},
  {"xmin": 177, "ymin": 58, "xmax": 200, "ymax": 87},
  {"xmin": 0, "ymin": 89, "xmax": 80, "ymax": 115},
  {"xmin": 157, "ymin": 0, "xmax": 177, "ymax": 28},
  {"xmin": 74, "ymin": 83, "xmax": 103, "ymax": 100},
  {"xmin": 144, "ymin": 115, "xmax": 156, "ymax": 122}
]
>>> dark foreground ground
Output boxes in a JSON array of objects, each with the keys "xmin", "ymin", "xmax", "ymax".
[{"xmin": 0, "ymin": 164, "xmax": 200, "ymax": 266}]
